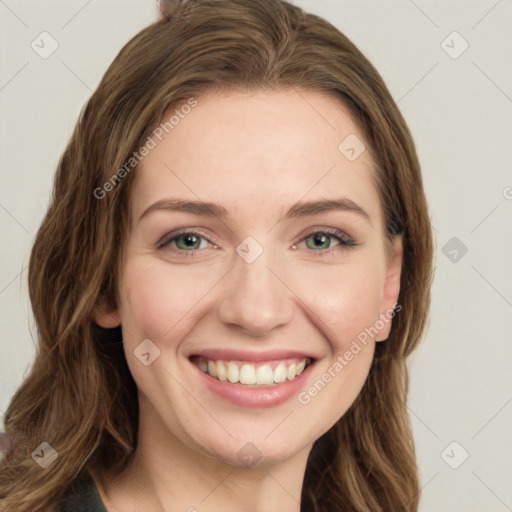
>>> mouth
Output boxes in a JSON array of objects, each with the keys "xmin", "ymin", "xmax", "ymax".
[{"xmin": 189, "ymin": 355, "xmax": 314, "ymax": 387}]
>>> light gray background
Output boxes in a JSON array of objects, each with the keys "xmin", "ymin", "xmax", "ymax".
[{"xmin": 1, "ymin": 1, "xmax": 511, "ymax": 510}]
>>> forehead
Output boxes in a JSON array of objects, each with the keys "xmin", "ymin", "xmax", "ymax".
[{"xmin": 132, "ymin": 88, "xmax": 382, "ymax": 227}]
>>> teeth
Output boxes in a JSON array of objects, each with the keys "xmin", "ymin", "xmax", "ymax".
[
  {"xmin": 273, "ymin": 362, "xmax": 287, "ymax": 383},
  {"xmin": 227, "ymin": 361, "xmax": 239, "ymax": 383},
  {"xmin": 286, "ymin": 363, "xmax": 296, "ymax": 381},
  {"xmin": 196, "ymin": 357, "xmax": 309, "ymax": 386},
  {"xmin": 239, "ymin": 364, "xmax": 257, "ymax": 385},
  {"xmin": 216, "ymin": 360, "xmax": 227, "ymax": 381},
  {"xmin": 256, "ymin": 365, "xmax": 274, "ymax": 386},
  {"xmin": 207, "ymin": 360, "xmax": 217, "ymax": 378},
  {"xmin": 296, "ymin": 360, "xmax": 306, "ymax": 375}
]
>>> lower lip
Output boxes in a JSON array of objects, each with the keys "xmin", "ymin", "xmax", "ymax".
[{"xmin": 190, "ymin": 359, "xmax": 315, "ymax": 408}]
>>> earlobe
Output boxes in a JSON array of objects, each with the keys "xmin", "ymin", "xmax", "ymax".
[
  {"xmin": 91, "ymin": 299, "xmax": 121, "ymax": 329},
  {"xmin": 375, "ymin": 236, "xmax": 403, "ymax": 342}
]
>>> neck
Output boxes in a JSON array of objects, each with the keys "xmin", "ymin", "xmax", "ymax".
[{"xmin": 94, "ymin": 398, "xmax": 312, "ymax": 512}]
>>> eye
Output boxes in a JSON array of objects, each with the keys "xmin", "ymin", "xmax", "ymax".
[
  {"xmin": 156, "ymin": 227, "xmax": 357, "ymax": 258},
  {"xmin": 157, "ymin": 229, "xmax": 215, "ymax": 256},
  {"xmin": 295, "ymin": 227, "xmax": 357, "ymax": 254}
]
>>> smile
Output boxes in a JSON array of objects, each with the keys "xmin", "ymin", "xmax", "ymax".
[{"xmin": 192, "ymin": 356, "xmax": 311, "ymax": 387}]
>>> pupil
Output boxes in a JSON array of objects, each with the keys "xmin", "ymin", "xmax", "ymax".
[
  {"xmin": 313, "ymin": 233, "xmax": 329, "ymax": 248},
  {"xmin": 182, "ymin": 235, "xmax": 198, "ymax": 248}
]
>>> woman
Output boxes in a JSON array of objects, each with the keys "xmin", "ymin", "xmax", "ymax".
[{"xmin": 0, "ymin": 0, "xmax": 434, "ymax": 510}]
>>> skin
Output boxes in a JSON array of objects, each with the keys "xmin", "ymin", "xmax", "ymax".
[{"xmin": 93, "ymin": 88, "xmax": 403, "ymax": 512}]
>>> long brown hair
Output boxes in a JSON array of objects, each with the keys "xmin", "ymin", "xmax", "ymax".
[{"xmin": 0, "ymin": 1, "xmax": 434, "ymax": 510}]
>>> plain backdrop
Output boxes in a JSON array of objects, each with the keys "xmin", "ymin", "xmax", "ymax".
[{"xmin": 1, "ymin": 1, "xmax": 511, "ymax": 511}]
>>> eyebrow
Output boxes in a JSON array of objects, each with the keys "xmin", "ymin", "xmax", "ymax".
[{"xmin": 138, "ymin": 197, "xmax": 371, "ymax": 224}]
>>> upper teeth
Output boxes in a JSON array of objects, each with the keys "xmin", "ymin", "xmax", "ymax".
[{"xmin": 196, "ymin": 357, "xmax": 308, "ymax": 386}]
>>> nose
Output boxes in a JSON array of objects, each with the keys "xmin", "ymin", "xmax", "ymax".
[{"xmin": 217, "ymin": 245, "xmax": 294, "ymax": 337}]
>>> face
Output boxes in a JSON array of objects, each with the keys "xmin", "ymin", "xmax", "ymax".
[{"xmin": 95, "ymin": 89, "xmax": 402, "ymax": 468}]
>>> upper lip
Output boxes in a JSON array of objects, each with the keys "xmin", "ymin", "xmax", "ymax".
[{"xmin": 189, "ymin": 348, "xmax": 318, "ymax": 362}]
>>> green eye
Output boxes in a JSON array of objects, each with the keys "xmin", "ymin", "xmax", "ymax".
[
  {"xmin": 305, "ymin": 232, "xmax": 332, "ymax": 250},
  {"xmin": 157, "ymin": 231, "xmax": 211, "ymax": 254},
  {"xmin": 301, "ymin": 229, "xmax": 356, "ymax": 252},
  {"xmin": 157, "ymin": 227, "xmax": 357, "ymax": 258},
  {"xmin": 174, "ymin": 233, "xmax": 204, "ymax": 250}
]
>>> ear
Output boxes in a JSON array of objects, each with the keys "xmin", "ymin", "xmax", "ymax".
[
  {"xmin": 91, "ymin": 297, "xmax": 121, "ymax": 329},
  {"xmin": 375, "ymin": 236, "xmax": 403, "ymax": 342}
]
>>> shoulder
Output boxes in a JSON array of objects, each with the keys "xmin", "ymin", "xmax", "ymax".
[{"xmin": 58, "ymin": 474, "xmax": 107, "ymax": 512}]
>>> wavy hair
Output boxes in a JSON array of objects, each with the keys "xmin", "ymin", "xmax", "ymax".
[{"xmin": 0, "ymin": 1, "xmax": 434, "ymax": 510}]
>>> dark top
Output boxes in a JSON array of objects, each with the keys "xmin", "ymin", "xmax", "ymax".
[
  {"xmin": 57, "ymin": 473, "xmax": 316, "ymax": 512},
  {"xmin": 58, "ymin": 474, "xmax": 107, "ymax": 512}
]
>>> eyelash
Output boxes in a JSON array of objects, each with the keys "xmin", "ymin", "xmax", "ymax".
[
  {"xmin": 293, "ymin": 227, "xmax": 358, "ymax": 255},
  {"xmin": 156, "ymin": 227, "xmax": 358, "ymax": 258}
]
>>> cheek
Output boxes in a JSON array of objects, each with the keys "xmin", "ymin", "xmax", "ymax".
[
  {"xmin": 294, "ymin": 259, "xmax": 385, "ymax": 347},
  {"xmin": 290, "ymin": 265, "xmax": 382, "ymax": 430},
  {"xmin": 118, "ymin": 258, "xmax": 212, "ymax": 346}
]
